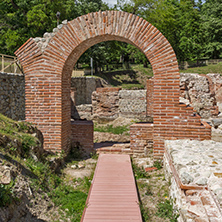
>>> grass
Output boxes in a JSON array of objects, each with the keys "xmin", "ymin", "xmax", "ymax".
[
  {"xmin": 24, "ymin": 156, "xmax": 92, "ymax": 222},
  {"xmin": 0, "ymin": 113, "xmax": 38, "ymax": 157},
  {"xmin": 94, "ymin": 124, "xmax": 129, "ymax": 135},
  {"xmin": 0, "ymin": 113, "xmax": 92, "ymax": 221},
  {"xmin": 131, "ymin": 64, "xmax": 153, "ymax": 77},
  {"xmin": 153, "ymin": 160, "xmax": 163, "ymax": 170},
  {"xmin": 132, "ymin": 157, "xmax": 178, "ymax": 222},
  {"xmin": 132, "ymin": 162, "xmax": 151, "ymax": 180},
  {"xmin": 180, "ymin": 62, "xmax": 222, "ymax": 74},
  {"xmin": 85, "ymin": 62, "xmax": 222, "ymax": 90},
  {"xmin": 156, "ymin": 199, "xmax": 179, "ymax": 222}
]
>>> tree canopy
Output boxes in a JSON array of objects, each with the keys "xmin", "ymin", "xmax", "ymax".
[{"xmin": 0, "ymin": 0, "xmax": 222, "ymax": 66}]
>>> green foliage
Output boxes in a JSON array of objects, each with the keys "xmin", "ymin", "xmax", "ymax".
[
  {"xmin": 156, "ymin": 199, "xmax": 179, "ymax": 222},
  {"xmin": 140, "ymin": 202, "xmax": 150, "ymax": 222},
  {"xmin": 25, "ymin": 156, "xmax": 92, "ymax": 222},
  {"xmin": 49, "ymin": 184, "xmax": 88, "ymax": 222},
  {"xmin": 153, "ymin": 160, "xmax": 162, "ymax": 170},
  {"xmin": 94, "ymin": 124, "xmax": 129, "ymax": 134},
  {"xmin": 201, "ymin": 0, "xmax": 222, "ymax": 59},
  {"xmin": 20, "ymin": 134, "xmax": 37, "ymax": 156},
  {"xmin": 0, "ymin": 0, "xmax": 108, "ymax": 55},
  {"xmin": 0, "ymin": 182, "xmax": 15, "ymax": 207},
  {"xmin": 132, "ymin": 162, "xmax": 150, "ymax": 179},
  {"xmin": 0, "ymin": 114, "xmax": 39, "ymax": 157}
]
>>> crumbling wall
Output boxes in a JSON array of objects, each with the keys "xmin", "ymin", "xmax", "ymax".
[
  {"xmin": 91, "ymin": 88, "xmax": 147, "ymax": 121},
  {"xmin": 92, "ymin": 87, "xmax": 120, "ymax": 121},
  {"xmin": 119, "ymin": 90, "xmax": 146, "ymax": 118},
  {"xmin": 180, "ymin": 73, "xmax": 219, "ymax": 118},
  {"xmin": 0, "ymin": 72, "xmax": 25, "ymax": 120}
]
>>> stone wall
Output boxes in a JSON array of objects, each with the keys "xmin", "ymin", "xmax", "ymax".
[
  {"xmin": 92, "ymin": 87, "xmax": 120, "ymax": 120},
  {"xmin": 91, "ymin": 88, "xmax": 147, "ymax": 121},
  {"xmin": 0, "ymin": 72, "xmax": 25, "ymax": 120},
  {"xmin": 180, "ymin": 73, "xmax": 219, "ymax": 118},
  {"xmin": 1, "ymin": 72, "xmax": 222, "ymax": 123},
  {"xmin": 164, "ymin": 140, "xmax": 222, "ymax": 221},
  {"xmin": 71, "ymin": 77, "xmax": 103, "ymax": 105},
  {"xmin": 119, "ymin": 90, "xmax": 147, "ymax": 118}
]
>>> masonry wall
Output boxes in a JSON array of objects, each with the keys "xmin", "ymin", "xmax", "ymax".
[
  {"xmin": 130, "ymin": 123, "xmax": 153, "ymax": 155},
  {"xmin": 71, "ymin": 120, "xmax": 94, "ymax": 156},
  {"xmin": 91, "ymin": 87, "xmax": 147, "ymax": 121},
  {"xmin": 0, "ymin": 72, "xmax": 25, "ymax": 120},
  {"xmin": 71, "ymin": 77, "xmax": 103, "ymax": 105}
]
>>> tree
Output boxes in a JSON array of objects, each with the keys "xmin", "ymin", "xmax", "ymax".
[
  {"xmin": 0, "ymin": 0, "xmax": 108, "ymax": 55},
  {"xmin": 117, "ymin": 0, "xmax": 204, "ymax": 62},
  {"xmin": 201, "ymin": 0, "xmax": 222, "ymax": 59}
]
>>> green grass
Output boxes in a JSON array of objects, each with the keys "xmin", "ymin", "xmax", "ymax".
[
  {"xmin": 131, "ymin": 64, "xmax": 153, "ymax": 77},
  {"xmin": 120, "ymin": 83, "xmax": 145, "ymax": 89},
  {"xmin": 25, "ymin": 156, "xmax": 93, "ymax": 222},
  {"xmin": 156, "ymin": 199, "xmax": 179, "ymax": 222},
  {"xmin": 49, "ymin": 184, "xmax": 88, "ymax": 222},
  {"xmin": 94, "ymin": 124, "xmax": 129, "ymax": 134},
  {"xmin": 132, "ymin": 162, "xmax": 151, "ymax": 180},
  {"xmin": 153, "ymin": 160, "xmax": 163, "ymax": 170},
  {"xmin": 0, "ymin": 113, "xmax": 91, "ymax": 220},
  {"xmin": 0, "ymin": 113, "xmax": 39, "ymax": 157},
  {"xmin": 180, "ymin": 62, "xmax": 222, "ymax": 75}
]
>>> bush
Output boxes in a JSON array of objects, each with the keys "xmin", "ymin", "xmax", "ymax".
[{"xmin": 0, "ymin": 183, "xmax": 15, "ymax": 207}]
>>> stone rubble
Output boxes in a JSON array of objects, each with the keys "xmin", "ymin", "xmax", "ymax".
[{"xmin": 164, "ymin": 139, "xmax": 222, "ymax": 222}]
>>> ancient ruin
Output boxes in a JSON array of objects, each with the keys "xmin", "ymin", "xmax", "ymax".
[{"xmin": 15, "ymin": 11, "xmax": 210, "ymax": 157}]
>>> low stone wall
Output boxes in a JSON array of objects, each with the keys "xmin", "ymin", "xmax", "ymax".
[
  {"xmin": 92, "ymin": 87, "xmax": 120, "ymax": 120},
  {"xmin": 0, "ymin": 72, "xmax": 25, "ymax": 120},
  {"xmin": 91, "ymin": 88, "xmax": 147, "ymax": 121},
  {"xmin": 164, "ymin": 140, "xmax": 222, "ymax": 221},
  {"xmin": 2, "ymin": 72, "xmax": 222, "ymax": 122},
  {"xmin": 119, "ymin": 90, "xmax": 146, "ymax": 118}
]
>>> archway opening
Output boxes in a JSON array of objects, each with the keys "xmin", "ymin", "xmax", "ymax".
[{"xmin": 69, "ymin": 40, "xmax": 154, "ymax": 155}]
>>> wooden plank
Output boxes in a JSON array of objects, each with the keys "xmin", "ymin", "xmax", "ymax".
[{"xmin": 81, "ymin": 154, "xmax": 142, "ymax": 222}]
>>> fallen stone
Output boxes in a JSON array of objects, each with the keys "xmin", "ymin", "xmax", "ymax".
[
  {"xmin": 212, "ymin": 118, "xmax": 222, "ymax": 128},
  {"xmin": 181, "ymin": 172, "xmax": 194, "ymax": 184},
  {"xmin": 0, "ymin": 165, "xmax": 11, "ymax": 184},
  {"xmin": 196, "ymin": 177, "xmax": 208, "ymax": 186},
  {"xmin": 78, "ymin": 164, "xmax": 85, "ymax": 169}
]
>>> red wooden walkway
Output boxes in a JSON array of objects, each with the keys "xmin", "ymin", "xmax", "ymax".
[{"xmin": 81, "ymin": 154, "xmax": 142, "ymax": 222}]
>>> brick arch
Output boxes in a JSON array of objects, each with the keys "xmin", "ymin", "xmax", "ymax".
[{"xmin": 15, "ymin": 11, "xmax": 210, "ymax": 157}]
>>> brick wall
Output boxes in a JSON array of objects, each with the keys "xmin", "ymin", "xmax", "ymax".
[
  {"xmin": 15, "ymin": 11, "xmax": 211, "ymax": 156},
  {"xmin": 71, "ymin": 120, "xmax": 94, "ymax": 156},
  {"xmin": 130, "ymin": 123, "xmax": 153, "ymax": 155}
]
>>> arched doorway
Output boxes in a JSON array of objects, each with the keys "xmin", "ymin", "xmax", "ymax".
[{"xmin": 15, "ymin": 11, "xmax": 211, "ymax": 157}]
